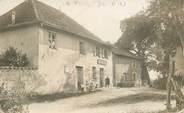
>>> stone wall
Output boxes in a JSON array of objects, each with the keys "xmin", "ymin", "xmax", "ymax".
[{"xmin": 0, "ymin": 67, "xmax": 45, "ymax": 94}]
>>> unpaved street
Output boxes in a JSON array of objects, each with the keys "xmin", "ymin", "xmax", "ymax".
[{"xmin": 29, "ymin": 87, "xmax": 175, "ymax": 113}]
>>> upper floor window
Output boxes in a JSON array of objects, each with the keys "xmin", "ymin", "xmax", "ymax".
[
  {"xmin": 93, "ymin": 47, "xmax": 96, "ymax": 56},
  {"xmin": 48, "ymin": 32, "xmax": 56, "ymax": 49},
  {"xmin": 104, "ymin": 49, "xmax": 108, "ymax": 59},
  {"xmin": 132, "ymin": 60, "xmax": 136, "ymax": 68},
  {"xmin": 11, "ymin": 11, "xmax": 16, "ymax": 24},
  {"xmin": 96, "ymin": 47, "xmax": 100, "ymax": 57},
  {"xmin": 95, "ymin": 47, "xmax": 109, "ymax": 59},
  {"xmin": 79, "ymin": 41, "xmax": 86, "ymax": 55},
  {"xmin": 99, "ymin": 48, "xmax": 103, "ymax": 58}
]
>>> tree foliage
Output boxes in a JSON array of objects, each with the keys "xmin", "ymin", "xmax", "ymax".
[
  {"xmin": 116, "ymin": 14, "xmax": 157, "ymax": 83},
  {"xmin": 147, "ymin": 0, "xmax": 184, "ymax": 51},
  {"xmin": 146, "ymin": 0, "xmax": 184, "ymax": 77},
  {"xmin": 0, "ymin": 47, "xmax": 29, "ymax": 67},
  {"xmin": 117, "ymin": 14, "xmax": 156, "ymax": 57},
  {"xmin": 117, "ymin": 0, "xmax": 184, "ymax": 75}
]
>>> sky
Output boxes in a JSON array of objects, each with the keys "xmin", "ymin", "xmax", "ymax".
[{"xmin": 0, "ymin": 0, "xmax": 149, "ymax": 43}]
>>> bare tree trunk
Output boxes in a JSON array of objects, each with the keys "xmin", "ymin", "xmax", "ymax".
[{"xmin": 141, "ymin": 60, "xmax": 150, "ymax": 86}]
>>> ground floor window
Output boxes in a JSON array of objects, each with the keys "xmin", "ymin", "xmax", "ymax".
[{"xmin": 92, "ymin": 67, "xmax": 97, "ymax": 80}]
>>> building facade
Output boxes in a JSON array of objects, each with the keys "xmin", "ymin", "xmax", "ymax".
[
  {"xmin": 173, "ymin": 45, "xmax": 184, "ymax": 76},
  {"xmin": 0, "ymin": 0, "xmax": 113, "ymax": 94},
  {"xmin": 112, "ymin": 48, "xmax": 143, "ymax": 87},
  {"xmin": 0, "ymin": 0, "xmax": 146, "ymax": 95}
]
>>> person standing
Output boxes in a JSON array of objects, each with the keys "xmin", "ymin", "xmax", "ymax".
[{"xmin": 105, "ymin": 76, "xmax": 110, "ymax": 88}]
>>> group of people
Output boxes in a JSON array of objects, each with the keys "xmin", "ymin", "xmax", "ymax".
[{"xmin": 78, "ymin": 76, "xmax": 111, "ymax": 92}]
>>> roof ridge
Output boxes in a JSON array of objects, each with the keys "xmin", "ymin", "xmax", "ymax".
[
  {"xmin": 0, "ymin": 0, "xmax": 109, "ymax": 46},
  {"xmin": 112, "ymin": 47, "xmax": 142, "ymax": 59},
  {"xmin": 33, "ymin": 0, "xmax": 102, "ymax": 42}
]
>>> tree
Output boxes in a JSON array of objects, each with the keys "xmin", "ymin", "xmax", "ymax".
[
  {"xmin": 146, "ymin": 0, "xmax": 184, "ymax": 110},
  {"xmin": 116, "ymin": 14, "xmax": 156, "ymax": 85},
  {"xmin": 117, "ymin": 0, "xmax": 184, "ymax": 110}
]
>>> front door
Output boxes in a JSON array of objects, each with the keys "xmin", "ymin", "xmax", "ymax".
[
  {"xmin": 76, "ymin": 66, "xmax": 84, "ymax": 90},
  {"xmin": 100, "ymin": 68, "xmax": 104, "ymax": 87}
]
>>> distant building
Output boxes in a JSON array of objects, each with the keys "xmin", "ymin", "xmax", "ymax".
[
  {"xmin": 0, "ymin": 0, "xmax": 113, "ymax": 94},
  {"xmin": 173, "ymin": 38, "xmax": 184, "ymax": 76},
  {"xmin": 112, "ymin": 47, "xmax": 143, "ymax": 87}
]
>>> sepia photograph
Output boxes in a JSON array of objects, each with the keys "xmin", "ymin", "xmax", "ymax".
[{"xmin": 0, "ymin": 0, "xmax": 183, "ymax": 113}]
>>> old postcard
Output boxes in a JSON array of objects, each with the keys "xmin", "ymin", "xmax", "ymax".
[{"xmin": 0, "ymin": 0, "xmax": 183, "ymax": 113}]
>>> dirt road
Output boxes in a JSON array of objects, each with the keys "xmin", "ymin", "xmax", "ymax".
[{"xmin": 29, "ymin": 87, "xmax": 175, "ymax": 113}]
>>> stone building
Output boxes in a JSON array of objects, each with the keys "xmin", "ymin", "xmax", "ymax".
[
  {"xmin": 112, "ymin": 47, "xmax": 143, "ymax": 87},
  {"xmin": 0, "ymin": 0, "xmax": 113, "ymax": 94}
]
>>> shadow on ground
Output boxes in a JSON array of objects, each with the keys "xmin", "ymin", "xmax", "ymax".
[
  {"xmin": 123, "ymin": 109, "xmax": 177, "ymax": 113},
  {"xmin": 23, "ymin": 90, "xmax": 101, "ymax": 104},
  {"xmin": 88, "ymin": 92, "xmax": 175, "ymax": 107}
]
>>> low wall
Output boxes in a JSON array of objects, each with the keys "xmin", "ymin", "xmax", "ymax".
[{"xmin": 0, "ymin": 67, "xmax": 45, "ymax": 94}]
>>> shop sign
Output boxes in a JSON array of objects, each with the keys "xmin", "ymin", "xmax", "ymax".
[{"xmin": 97, "ymin": 59, "xmax": 107, "ymax": 65}]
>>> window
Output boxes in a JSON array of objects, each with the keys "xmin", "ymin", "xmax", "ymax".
[
  {"xmin": 48, "ymin": 32, "xmax": 56, "ymax": 49},
  {"xmin": 95, "ymin": 47, "xmax": 108, "ymax": 59},
  {"xmin": 93, "ymin": 47, "xmax": 96, "ymax": 56},
  {"xmin": 132, "ymin": 60, "xmax": 136, "ymax": 68},
  {"xmin": 11, "ymin": 11, "xmax": 16, "ymax": 24},
  {"xmin": 104, "ymin": 49, "xmax": 108, "ymax": 59},
  {"xmin": 99, "ymin": 48, "xmax": 103, "ymax": 58},
  {"xmin": 92, "ymin": 67, "xmax": 97, "ymax": 80},
  {"xmin": 96, "ymin": 47, "xmax": 100, "ymax": 57},
  {"xmin": 79, "ymin": 41, "xmax": 85, "ymax": 54},
  {"xmin": 133, "ymin": 73, "xmax": 136, "ymax": 81}
]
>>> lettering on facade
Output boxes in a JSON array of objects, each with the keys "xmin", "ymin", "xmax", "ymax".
[{"xmin": 97, "ymin": 59, "xmax": 107, "ymax": 65}]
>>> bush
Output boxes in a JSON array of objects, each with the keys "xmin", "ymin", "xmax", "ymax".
[
  {"xmin": 152, "ymin": 77, "xmax": 167, "ymax": 90},
  {"xmin": 0, "ymin": 47, "xmax": 29, "ymax": 67},
  {"xmin": 0, "ymin": 82, "xmax": 29, "ymax": 113}
]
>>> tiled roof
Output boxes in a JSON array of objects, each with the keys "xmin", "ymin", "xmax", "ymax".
[
  {"xmin": 0, "ymin": 0, "xmax": 108, "ymax": 45},
  {"xmin": 112, "ymin": 47, "xmax": 142, "ymax": 60},
  {"xmin": 0, "ymin": 0, "xmax": 37, "ymax": 28}
]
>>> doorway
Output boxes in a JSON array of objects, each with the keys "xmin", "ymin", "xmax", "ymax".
[
  {"xmin": 76, "ymin": 66, "xmax": 84, "ymax": 90},
  {"xmin": 99, "ymin": 68, "xmax": 104, "ymax": 87}
]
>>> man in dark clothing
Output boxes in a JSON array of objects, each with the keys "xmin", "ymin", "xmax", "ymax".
[{"xmin": 105, "ymin": 76, "xmax": 110, "ymax": 88}]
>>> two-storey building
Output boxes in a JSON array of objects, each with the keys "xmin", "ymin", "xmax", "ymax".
[
  {"xmin": 112, "ymin": 47, "xmax": 143, "ymax": 87},
  {"xmin": 0, "ymin": 0, "xmax": 113, "ymax": 94}
]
